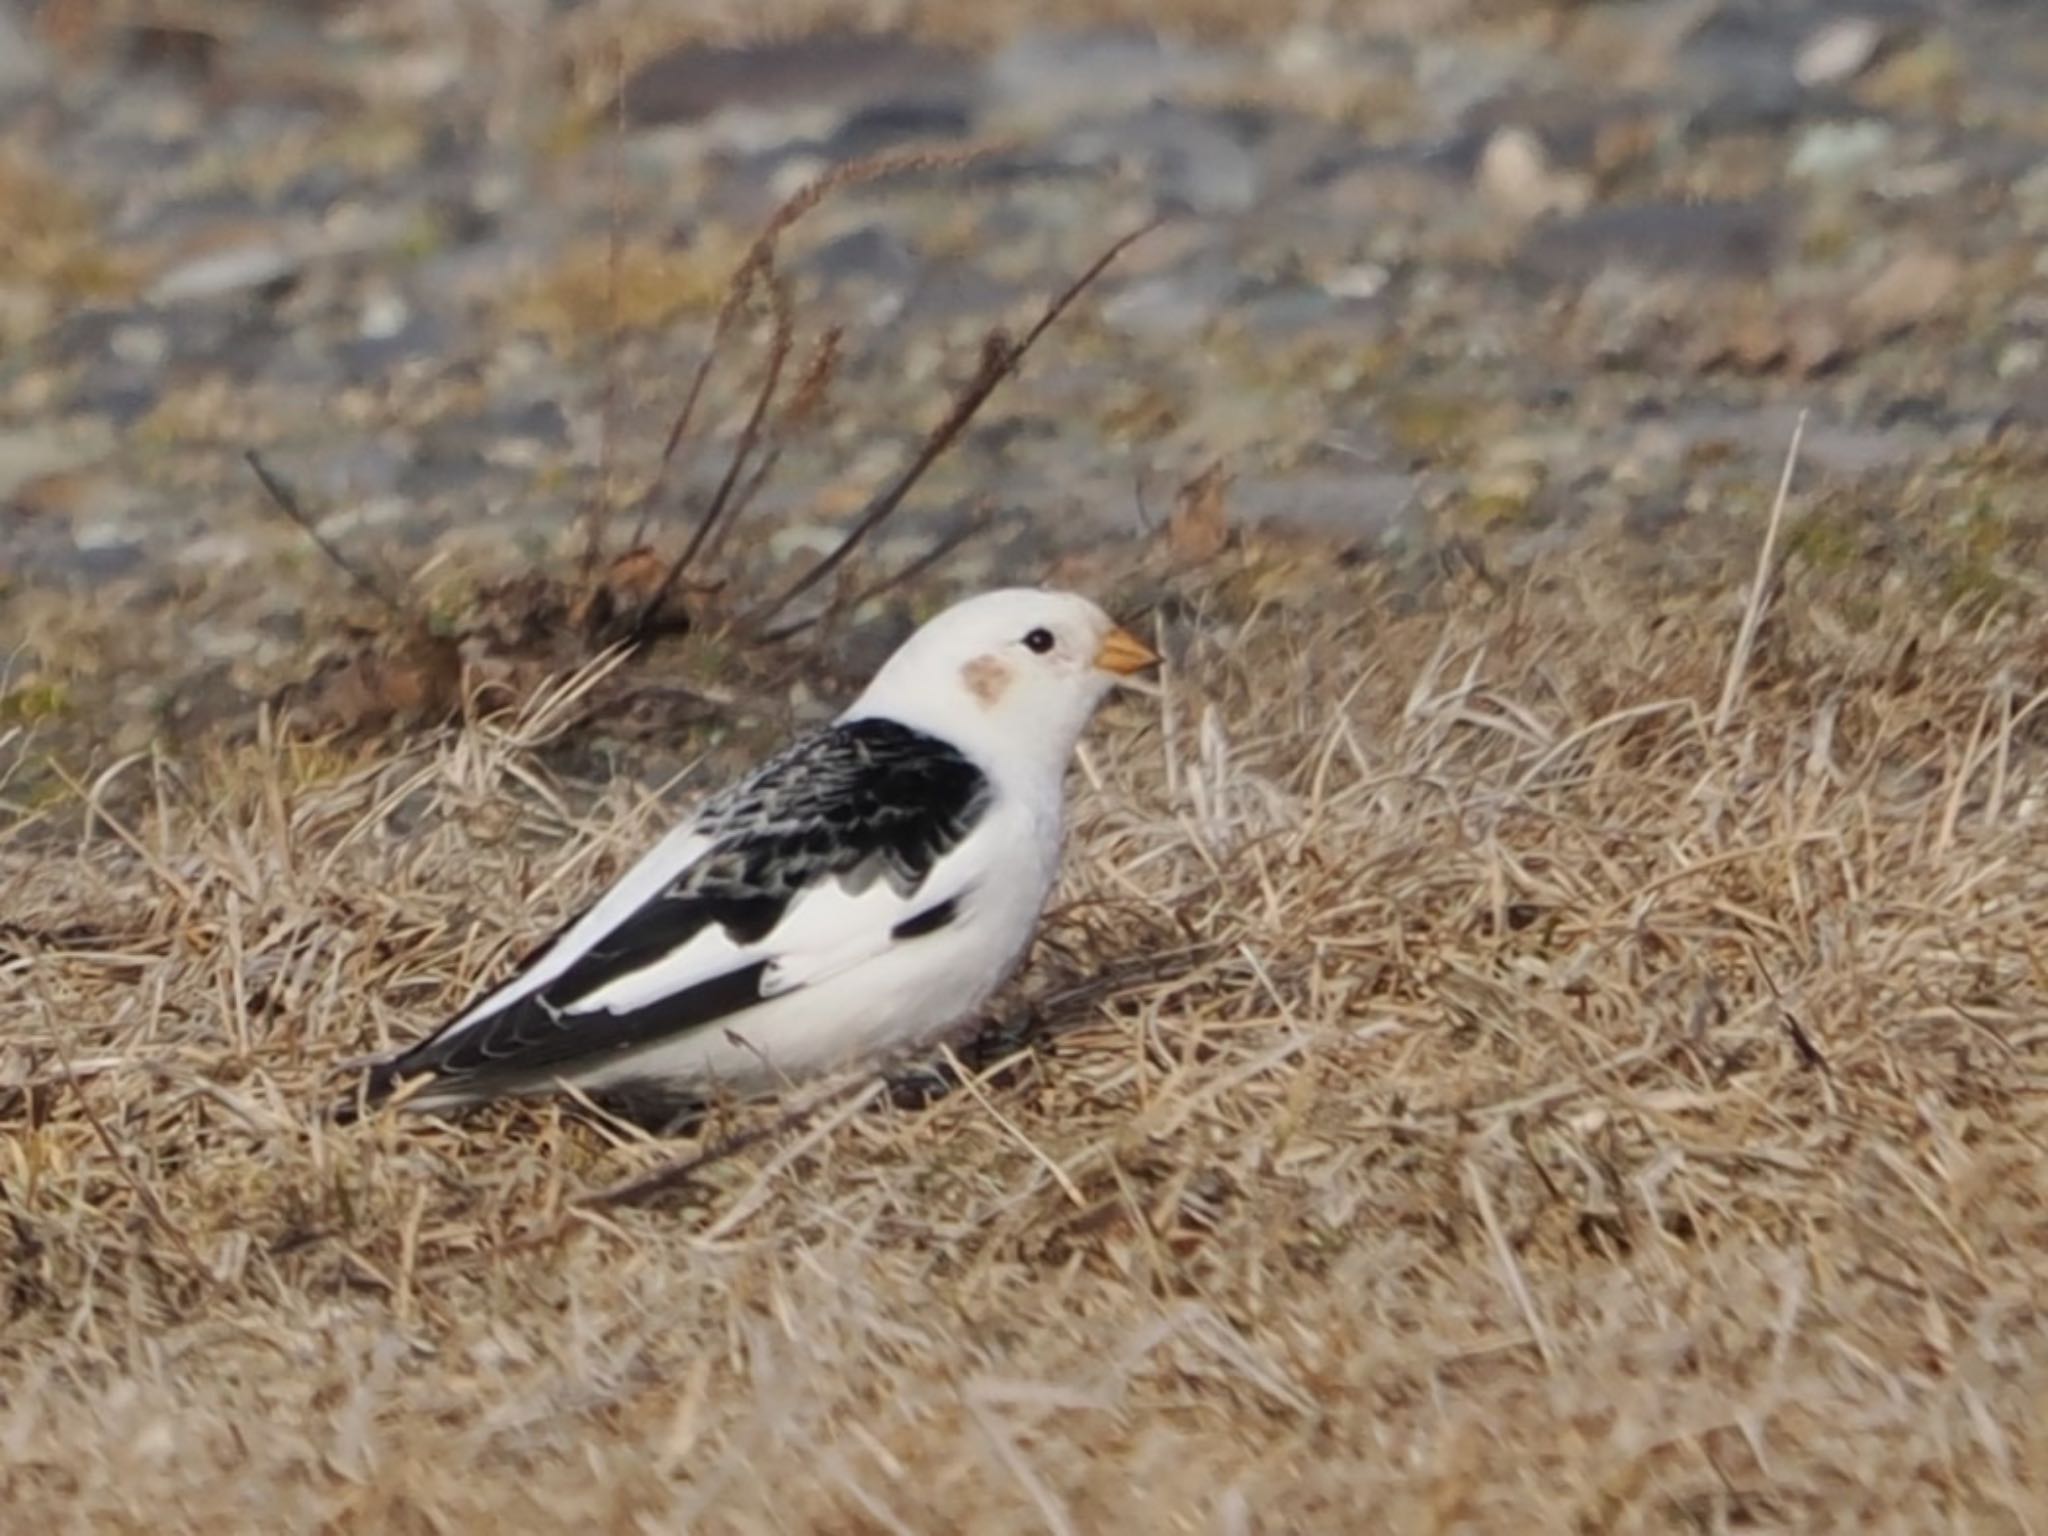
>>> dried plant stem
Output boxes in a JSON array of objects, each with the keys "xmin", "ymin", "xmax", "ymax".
[
  {"xmin": 1714, "ymin": 408, "xmax": 1807, "ymax": 735},
  {"xmin": 756, "ymin": 503, "xmax": 1000, "ymax": 645},
  {"xmin": 580, "ymin": 39, "xmax": 630, "ymax": 586},
  {"xmin": 627, "ymin": 275, "xmax": 796, "ymax": 641},
  {"xmin": 243, "ymin": 451, "xmax": 408, "ymax": 619},
  {"xmin": 623, "ymin": 146, "xmax": 1003, "ymax": 558},
  {"xmin": 737, "ymin": 219, "xmax": 1160, "ymax": 634}
]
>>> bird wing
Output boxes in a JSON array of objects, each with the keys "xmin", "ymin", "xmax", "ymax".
[{"xmin": 367, "ymin": 718, "xmax": 992, "ymax": 1102}]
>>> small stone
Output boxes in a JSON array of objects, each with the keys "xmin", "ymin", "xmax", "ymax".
[
  {"xmin": 1785, "ymin": 314, "xmax": 1850, "ymax": 377},
  {"xmin": 1523, "ymin": 202, "xmax": 1782, "ymax": 284},
  {"xmin": 769, "ymin": 155, "xmax": 829, "ymax": 202},
  {"xmin": 109, "ymin": 323, "xmax": 169, "ymax": 368},
  {"xmin": 1795, "ymin": 17, "xmax": 1886, "ymax": 89},
  {"xmin": 1699, "ymin": 309, "xmax": 1788, "ymax": 375},
  {"xmin": 1057, "ymin": 105, "xmax": 1262, "ymax": 216},
  {"xmin": 1995, "ymin": 340, "xmax": 2043, "ymax": 381},
  {"xmin": 1788, "ymin": 120, "xmax": 1895, "ymax": 182},
  {"xmin": 1271, "ymin": 25, "xmax": 1338, "ymax": 78},
  {"xmin": 1477, "ymin": 127, "xmax": 1593, "ymax": 224},
  {"xmin": 987, "ymin": 27, "xmax": 1228, "ymax": 125},
  {"xmin": 358, "ymin": 290, "xmax": 409, "ymax": 341},
  {"xmin": 148, "ymin": 243, "xmax": 299, "ymax": 304},
  {"xmin": 619, "ymin": 30, "xmax": 970, "ymax": 129},
  {"xmin": 1101, "ymin": 264, "xmax": 1235, "ymax": 340},
  {"xmin": 1321, "ymin": 264, "xmax": 1390, "ymax": 302},
  {"xmin": 1849, "ymin": 249, "xmax": 1962, "ymax": 337},
  {"xmin": 0, "ymin": 425, "xmax": 111, "ymax": 499}
]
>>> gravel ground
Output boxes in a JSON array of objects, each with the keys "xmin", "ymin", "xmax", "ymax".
[{"xmin": 1, "ymin": 0, "xmax": 2044, "ymax": 762}]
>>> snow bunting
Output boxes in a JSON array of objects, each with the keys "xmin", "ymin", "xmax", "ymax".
[{"xmin": 351, "ymin": 588, "xmax": 1158, "ymax": 1117}]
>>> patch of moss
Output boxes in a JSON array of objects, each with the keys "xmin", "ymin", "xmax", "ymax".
[
  {"xmin": 0, "ymin": 682, "xmax": 70, "ymax": 726},
  {"xmin": 1786, "ymin": 510, "xmax": 1864, "ymax": 571},
  {"xmin": 396, "ymin": 207, "xmax": 450, "ymax": 262},
  {"xmin": 1382, "ymin": 391, "xmax": 1490, "ymax": 464}
]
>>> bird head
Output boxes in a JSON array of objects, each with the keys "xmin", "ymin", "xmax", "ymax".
[{"xmin": 841, "ymin": 588, "xmax": 1159, "ymax": 778}]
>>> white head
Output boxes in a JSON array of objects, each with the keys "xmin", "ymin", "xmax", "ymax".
[{"xmin": 840, "ymin": 588, "xmax": 1158, "ymax": 782}]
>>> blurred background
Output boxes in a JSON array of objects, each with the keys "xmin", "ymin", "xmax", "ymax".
[{"xmin": 0, "ymin": 0, "xmax": 2043, "ymax": 758}]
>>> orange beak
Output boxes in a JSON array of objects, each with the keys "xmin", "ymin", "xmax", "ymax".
[{"xmin": 1093, "ymin": 625, "xmax": 1161, "ymax": 677}]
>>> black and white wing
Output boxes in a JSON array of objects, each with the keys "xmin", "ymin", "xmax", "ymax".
[{"xmin": 359, "ymin": 718, "xmax": 992, "ymax": 1106}]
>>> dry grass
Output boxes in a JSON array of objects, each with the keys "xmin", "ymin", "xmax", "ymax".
[{"xmin": 4, "ymin": 547, "xmax": 2048, "ymax": 1533}]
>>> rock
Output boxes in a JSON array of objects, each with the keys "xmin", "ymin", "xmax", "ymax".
[
  {"xmin": 0, "ymin": 425, "xmax": 113, "ymax": 500},
  {"xmin": 985, "ymin": 27, "xmax": 1231, "ymax": 126},
  {"xmin": 1476, "ymin": 126, "xmax": 1593, "ymax": 224},
  {"xmin": 146, "ymin": 242, "xmax": 301, "ymax": 304},
  {"xmin": 619, "ymin": 30, "xmax": 972, "ymax": 130},
  {"xmin": 1101, "ymin": 261, "xmax": 1237, "ymax": 341},
  {"xmin": 825, "ymin": 99, "xmax": 974, "ymax": 160},
  {"xmin": 1788, "ymin": 120, "xmax": 1896, "ymax": 183},
  {"xmin": 1996, "ymin": 339, "xmax": 2043, "ymax": 381},
  {"xmin": 1231, "ymin": 471, "xmax": 1417, "ymax": 544},
  {"xmin": 1522, "ymin": 202, "xmax": 1783, "ymax": 285},
  {"xmin": 1794, "ymin": 18, "xmax": 1888, "ymax": 89},
  {"xmin": 1704, "ymin": 308, "xmax": 1851, "ymax": 378},
  {"xmin": 1715, "ymin": 311, "xmax": 1793, "ymax": 375},
  {"xmin": 1849, "ymin": 249, "xmax": 1962, "ymax": 337},
  {"xmin": 357, "ymin": 290, "xmax": 409, "ymax": 341},
  {"xmin": 1785, "ymin": 314, "xmax": 1850, "ymax": 377},
  {"xmin": 109, "ymin": 323, "xmax": 170, "ymax": 368},
  {"xmin": 1321, "ymin": 264, "xmax": 1390, "ymax": 302},
  {"xmin": 1056, "ymin": 104, "xmax": 1263, "ymax": 216},
  {"xmin": 799, "ymin": 224, "xmax": 919, "ymax": 290}
]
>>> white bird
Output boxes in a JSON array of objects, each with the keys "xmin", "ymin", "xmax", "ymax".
[{"xmin": 351, "ymin": 588, "xmax": 1159, "ymax": 1118}]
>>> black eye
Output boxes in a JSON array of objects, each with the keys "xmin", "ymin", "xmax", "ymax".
[{"xmin": 1023, "ymin": 627, "xmax": 1057, "ymax": 655}]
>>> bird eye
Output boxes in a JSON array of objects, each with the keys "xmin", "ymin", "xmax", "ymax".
[{"xmin": 1023, "ymin": 627, "xmax": 1056, "ymax": 655}]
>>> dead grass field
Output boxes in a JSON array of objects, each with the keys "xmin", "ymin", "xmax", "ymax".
[{"xmin": 4, "ymin": 544, "xmax": 2048, "ymax": 1534}]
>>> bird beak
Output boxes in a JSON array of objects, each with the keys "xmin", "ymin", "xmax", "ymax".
[{"xmin": 1093, "ymin": 625, "xmax": 1161, "ymax": 677}]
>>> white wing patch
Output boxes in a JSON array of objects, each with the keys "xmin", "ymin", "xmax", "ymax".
[
  {"xmin": 757, "ymin": 877, "xmax": 933, "ymax": 998},
  {"xmin": 566, "ymin": 818, "xmax": 995, "ymax": 1018},
  {"xmin": 440, "ymin": 819, "xmax": 713, "ymax": 1037}
]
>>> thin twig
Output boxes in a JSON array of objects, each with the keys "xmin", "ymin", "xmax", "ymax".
[
  {"xmin": 737, "ymin": 220, "xmax": 1160, "ymax": 634},
  {"xmin": 1714, "ymin": 409, "xmax": 1807, "ymax": 735},
  {"xmin": 581, "ymin": 1093, "xmax": 832, "ymax": 1212},
  {"xmin": 581, "ymin": 38, "xmax": 630, "ymax": 585},
  {"xmin": 624, "ymin": 147, "xmax": 999, "ymax": 554},
  {"xmin": 757, "ymin": 503, "xmax": 1001, "ymax": 645},
  {"xmin": 40, "ymin": 1013, "xmax": 216, "ymax": 1294},
  {"xmin": 625, "ymin": 269, "xmax": 760, "ymax": 552},
  {"xmin": 697, "ymin": 326, "xmax": 844, "ymax": 573},
  {"xmin": 627, "ymin": 274, "xmax": 796, "ymax": 641},
  {"xmin": 243, "ymin": 451, "xmax": 409, "ymax": 619},
  {"xmin": 1464, "ymin": 1156, "xmax": 1556, "ymax": 1370}
]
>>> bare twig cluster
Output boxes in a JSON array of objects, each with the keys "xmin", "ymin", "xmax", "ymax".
[
  {"xmin": 573, "ymin": 146, "xmax": 1154, "ymax": 650},
  {"xmin": 241, "ymin": 145, "xmax": 1151, "ymax": 738}
]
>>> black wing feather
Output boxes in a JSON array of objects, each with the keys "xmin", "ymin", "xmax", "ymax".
[{"xmin": 361, "ymin": 719, "xmax": 990, "ymax": 1105}]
